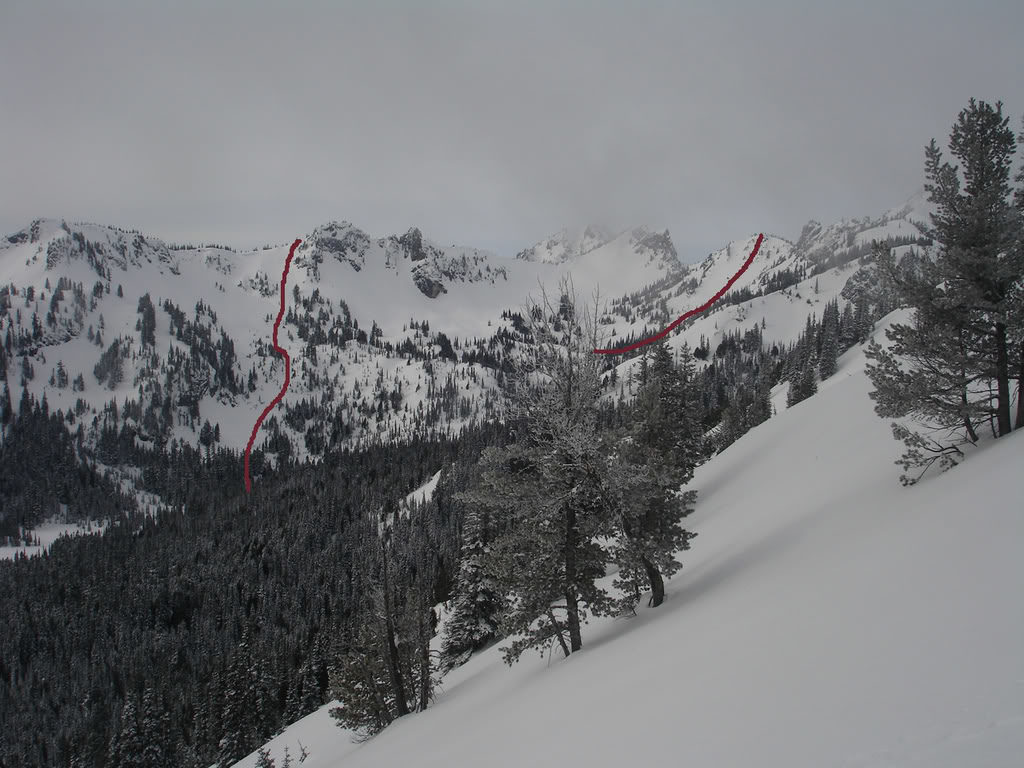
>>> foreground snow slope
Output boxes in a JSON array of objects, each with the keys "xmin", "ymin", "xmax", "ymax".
[{"xmin": 237, "ymin": 329, "xmax": 1024, "ymax": 768}]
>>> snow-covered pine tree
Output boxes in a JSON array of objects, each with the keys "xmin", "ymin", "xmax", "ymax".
[
  {"xmin": 139, "ymin": 686, "xmax": 174, "ymax": 768},
  {"xmin": 107, "ymin": 696, "xmax": 145, "ymax": 768},
  {"xmin": 478, "ymin": 283, "xmax": 616, "ymax": 662},
  {"xmin": 0, "ymin": 382, "xmax": 11, "ymax": 430},
  {"xmin": 479, "ymin": 443, "xmax": 613, "ymax": 663},
  {"xmin": 867, "ymin": 98, "xmax": 1023, "ymax": 481},
  {"xmin": 1015, "ymin": 117, "xmax": 1024, "ymax": 429},
  {"xmin": 219, "ymin": 631, "xmax": 257, "ymax": 765},
  {"xmin": 441, "ymin": 479, "xmax": 505, "ymax": 669},
  {"xmin": 787, "ymin": 352, "xmax": 818, "ymax": 407},
  {"xmin": 329, "ymin": 621, "xmax": 396, "ymax": 739},
  {"xmin": 818, "ymin": 299, "xmax": 840, "ymax": 380},
  {"xmin": 921, "ymin": 99, "xmax": 1022, "ymax": 436},
  {"xmin": 607, "ymin": 340, "xmax": 698, "ymax": 608}
]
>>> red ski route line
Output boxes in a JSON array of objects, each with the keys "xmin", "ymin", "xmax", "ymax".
[
  {"xmin": 244, "ymin": 238, "xmax": 302, "ymax": 493},
  {"xmin": 594, "ymin": 232, "xmax": 764, "ymax": 355}
]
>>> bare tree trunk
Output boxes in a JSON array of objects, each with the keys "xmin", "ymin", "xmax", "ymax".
[
  {"xmin": 563, "ymin": 503, "xmax": 582, "ymax": 653},
  {"xmin": 1015, "ymin": 340, "xmax": 1023, "ymax": 430},
  {"xmin": 961, "ymin": 361, "xmax": 979, "ymax": 443},
  {"xmin": 379, "ymin": 547, "xmax": 409, "ymax": 717},
  {"xmin": 417, "ymin": 602, "xmax": 431, "ymax": 712},
  {"xmin": 964, "ymin": 415, "xmax": 979, "ymax": 443},
  {"xmin": 546, "ymin": 608, "xmax": 571, "ymax": 658},
  {"xmin": 956, "ymin": 327, "xmax": 980, "ymax": 443},
  {"xmin": 995, "ymin": 322, "xmax": 1012, "ymax": 436},
  {"xmin": 641, "ymin": 554, "xmax": 665, "ymax": 607}
]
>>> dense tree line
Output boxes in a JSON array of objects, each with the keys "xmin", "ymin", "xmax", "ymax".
[
  {"xmin": 0, "ymin": 390, "xmax": 132, "ymax": 539},
  {"xmin": 0, "ymin": 429, "xmax": 491, "ymax": 766}
]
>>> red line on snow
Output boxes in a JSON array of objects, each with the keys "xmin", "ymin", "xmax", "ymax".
[
  {"xmin": 593, "ymin": 233, "xmax": 764, "ymax": 355},
  {"xmin": 241, "ymin": 233, "xmax": 760, "ymax": 485},
  {"xmin": 244, "ymin": 238, "xmax": 302, "ymax": 493}
]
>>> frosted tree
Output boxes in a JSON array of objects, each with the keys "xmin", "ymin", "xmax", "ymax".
[
  {"xmin": 329, "ymin": 620, "xmax": 397, "ymax": 739},
  {"xmin": 107, "ymin": 697, "xmax": 145, "ymax": 768},
  {"xmin": 606, "ymin": 340, "xmax": 698, "ymax": 608},
  {"xmin": 440, "ymin": 485, "xmax": 505, "ymax": 669},
  {"xmin": 480, "ymin": 283, "xmax": 616, "ymax": 662},
  {"xmin": 787, "ymin": 354, "xmax": 818, "ymax": 407},
  {"xmin": 137, "ymin": 293, "xmax": 157, "ymax": 347},
  {"xmin": 818, "ymin": 299, "xmax": 840, "ymax": 380},
  {"xmin": 0, "ymin": 382, "xmax": 11, "ymax": 430},
  {"xmin": 1015, "ymin": 116, "xmax": 1024, "ymax": 428},
  {"xmin": 139, "ymin": 687, "xmax": 174, "ymax": 768},
  {"xmin": 219, "ymin": 634, "xmax": 257, "ymax": 766}
]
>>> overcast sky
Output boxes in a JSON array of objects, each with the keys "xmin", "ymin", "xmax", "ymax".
[{"xmin": 2, "ymin": 1, "xmax": 1023, "ymax": 261}]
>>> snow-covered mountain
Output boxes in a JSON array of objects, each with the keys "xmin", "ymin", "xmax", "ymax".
[
  {"xmin": 0, "ymin": 194, "xmax": 932, "ymax": 506},
  {"xmin": 514, "ymin": 224, "xmax": 617, "ymax": 263},
  {"xmin": 11, "ymin": 192, "xmax": 1018, "ymax": 768},
  {"xmin": 231, "ymin": 315, "xmax": 1024, "ymax": 768}
]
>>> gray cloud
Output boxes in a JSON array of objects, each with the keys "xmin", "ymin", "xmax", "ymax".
[{"xmin": 2, "ymin": 0, "xmax": 1023, "ymax": 261}]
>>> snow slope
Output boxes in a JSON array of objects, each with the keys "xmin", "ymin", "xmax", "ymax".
[
  {"xmin": 0, "ymin": 519, "xmax": 107, "ymax": 561},
  {"xmin": 235, "ymin": 318, "xmax": 1024, "ymax": 768}
]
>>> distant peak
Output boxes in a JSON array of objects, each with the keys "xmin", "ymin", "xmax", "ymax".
[
  {"xmin": 515, "ymin": 224, "xmax": 616, "ymax": 264},
  {"xmin": 398, "ymin": 227, "xmax": 427, "ymax": 261},
  {"xmin": 308, "ymin": 220, "xmax": 365, "ymax": 239}
]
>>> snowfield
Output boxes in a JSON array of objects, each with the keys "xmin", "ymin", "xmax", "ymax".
[{"xmin": 234, "ymin": 319, "xmax": 1024, "ymax": 768}]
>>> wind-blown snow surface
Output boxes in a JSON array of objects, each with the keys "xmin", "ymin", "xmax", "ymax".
[{"xmin": 235, "ymin": 326, "xmax": 1024, "ymax": 768}]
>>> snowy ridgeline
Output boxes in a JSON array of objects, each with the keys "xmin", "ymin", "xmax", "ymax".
[
  {"xmin": 0, "ymin": 199, "xmax": 931, "ymax": 467},
  {"xmin": 234, "ymin": 319, "xmax": 1024, "ymax": 768}
]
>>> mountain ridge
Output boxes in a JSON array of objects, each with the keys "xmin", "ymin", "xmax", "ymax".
[{"xmin": 0, "ymin": 195, "xmax": 932, "ymax": 524}]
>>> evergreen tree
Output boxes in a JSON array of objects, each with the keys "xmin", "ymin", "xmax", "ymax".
[
  {"xmin": 137, "ymin": 293, "xmax": 157, "ymax": 347},
  {"xmin": 108, "ymin": 697, "xmax": 145, "ymax": 768},
  {"xmin": 607, "ymin": 340, "xmax": 698, "ymax": 608},
  {"xmin": 787, "ymin": 351, "xmax": 818, "ymax": 407},
  {"xmin": 1015, "ymin": 117, "xmax": 1024, "ymax": 429},
  {"xmin": 440, "ymin": 482, "xmax": 505, "ymax": 669},
  {"xmin": 94, "ymin": 338, "xmax": 124, "ymax": 389},
  {"xmin": 476, "ymin": 285, "xmax": 616, "ymax": 662},
  {"xmin": 0, "ymin": 382, "xmax": 11, "ymax": 429},
  {"xmin": 139, "ymin": 686, "xmax": 174, "ymax": 768},
  {"xmin": 818, "ymin": 299, "xmax": 840, "ymax": 380},
  {"xmin": 329, "ymin": 515, "xmax": 437, "ymax": 738},
  {"xmin": 329, "ymin": 621, "xmax": 397, "ymax": 739},
  {"xmin": 921, "ymin": 99, "xmax": 1022, "ymax": 436},
  {"xmin": 478, "ymin": 442, "xmax": 613, "ymax": 663},
  {"xmin": 219, "ymin": 633, "xmax": 257, "ymax": 765},
  {"xmin": 20, "ymin": 355, "xmax": 33, "ymax": 383},
  {"xmin": 867, "ymin": 99, "xmax": 1023, "ymax": 480}
]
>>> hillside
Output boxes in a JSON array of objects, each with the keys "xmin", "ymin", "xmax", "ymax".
[
  {"xmin": 0, "ymin": 218, "xmax": 685, "ymax": 461},
  {"xmin": 234, "ymin": 316, "xmax": 1024, "ymax": 768},
  {"xmin": 0, "ymin": 197, "xmax": 929, "ymax": 458},
  {"xmin": 0, "ymin": 196, "xmax": 935, "ymax": 542}
]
